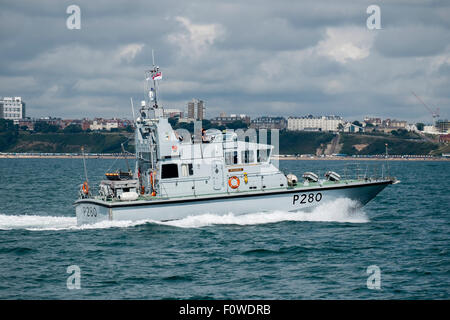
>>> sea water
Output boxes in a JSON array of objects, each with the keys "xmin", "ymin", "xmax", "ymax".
[{"xmin": 0, "ymin": 159, "xmax": 448, "ymax": 299}]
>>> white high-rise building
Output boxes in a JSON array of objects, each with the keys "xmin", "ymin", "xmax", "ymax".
[
  {"xmin": 0, "ymin": 97, "xmax": 26, "ymax": 121},
  {"xmin": 287, "ymin": 115, "xmax": 343, "ymax": 132}
]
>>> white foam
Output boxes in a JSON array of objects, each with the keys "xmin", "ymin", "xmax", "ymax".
[
  {"xmin": 160, "ymin": 198, "xmax": 369, "ymax": 228},
  {"xmin": 0, "ymin": 198, "xmax": 368, "ymax": 231},
  {"xmin": 0, "ymin": 214, "xmax": 152, "ymax": 231},
  {"xmin": 74, "ymin": 219, "xmax": 154, "ymax": 231},
  {"xmin": 0, "ymin": 214, "xmax": 76, "ymax": 231}
]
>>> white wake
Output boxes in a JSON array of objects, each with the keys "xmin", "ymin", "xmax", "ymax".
[
  {"xmin": 0, "ymin": 198, "xmax": 368, "ymax": 231},
  {"xmin": 161, "ymin": 198, "xmax": 368, "ymax": 228},
  {"xmin": 0, "ymin": 214, "xmax": 149, "ymax": 231}
]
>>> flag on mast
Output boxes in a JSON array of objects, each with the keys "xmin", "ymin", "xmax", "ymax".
[{"xmin": 152, "ymin": 72, "xmax": 162, "ymax": 80}]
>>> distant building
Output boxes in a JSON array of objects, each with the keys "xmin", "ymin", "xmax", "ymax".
[
  {"xmin": 197, "ymin": 100, "xmax": 205, "ymax": 120},
  {"xmin": 90, "ymin": 120, "xmax": 102, "ymax": 131},
  {"xmin": 422, "ymin": 121, "xmax": 450, "ymax": 135},
  {"xmin": 287, "ymin": 115, "xmax": 343, "ymax": 132},
  {"xmin": 405, "ymin": 124, "xmax": 418, "ymax": 132},
  {"xmin": 364, "ymin": 117, "xmax": 382, "ymax": 126},
  {"xmin": 13, "ymin": 117, "xmax": 132, "ymax": 131},
  {"xmin": 56, "ymin": 118, "xmax": 94, "ymax": 130},
  {"xmin": 439, "ymin": 134, "xmax": 450, "ymax": 143},
  {"xmin": 90, "ymin": 118, "xmax": 119, "ymax": 131},
  {"xmin": 423, "ymin": 125, "xmax": 439, "ymax": 135},
  {"xmin": 60, "ymin": 119, "xmax": 84, "ymax": 129},
  {"xmin": 186, "ymin": 99, "xmax": 205, "ymax": 120},
  {"xmin": 364, "ymin": 117, "xmax": 408, "ymax": 130},
  {"xmin": 302, "ymin": 127, "xmax": 322, "ymax": 132},
  {"xmin": 250, "ymin": 116, "xmax": 287, "ymax": 130},
  {"xmin": 187, "ymin": 101, "xmax": 195, "ymax": 119},
  {"xmin": 178, "ymin": 118, "xmax": 195, "ymax": 124},
  {"xmin": 16, "ymin": 118, "xmax": 35, "ymax": 130},
  {"xmin": 382, "ymin": 119, "xmax": 407, "ymax": 129},
  {"xmin": 435, "ymin": 119, "xmax": 449, "ymax": 134},
  {"xmin": 15, "ymin": 117, "xmax": 62, "ymax": 131},
  {"xmin": 364, "ymin": 117, "xmax": 409, "ymax": 133},
  {"xmin": 163, "ymin": 108, "xmax": 184, "ymax": 118},
  {"xmin": 211, "ymin": 114, "xmax": 251, "ymax": 126},
  {"xmin": 118, "ymin": 119, "xmax": 133, "ymax": 129},
  {"xmin": 343, "ymin": 122, "xmax": 365, "ymax": 133},
  {"xmin": 0, "ymin": 97, "xmax": 26, "ymax": 122},
  {"xmin": 81, "ymin": 119, "xmax": 92, "ymax": 131},
  {"xmin": 39, "ymin": 117, "xmax": 62, "ymax": 126}
]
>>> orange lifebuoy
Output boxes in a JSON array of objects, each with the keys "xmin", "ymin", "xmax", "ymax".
[
  {"xmin": 82, "ymin": 181, "xmax": 89, "ymax": 194},
  {"xmin": 228, "ymin": 176, "xmax": 240, "ymax": 189}
]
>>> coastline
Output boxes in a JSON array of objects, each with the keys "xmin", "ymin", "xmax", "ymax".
[
  {"xmin": 0, "ymin": 153, "xmax": 448, "ymax": 161},
  {"xmin": 274, "ymin": 156, "xmax": 449, "ymax": 161},
  {"xmin": 0, "ymin": 153, "xmax": 134, "ymax": 159}
]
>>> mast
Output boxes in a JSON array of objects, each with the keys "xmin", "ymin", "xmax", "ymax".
[
  {"xmin": 144, "ymin": 49, "xmax": 161, "ymax": 112},
  {"xmin": 130, "ymin": 97, "xmax": 135, "ymax": 120},
  {"xmin": 137, "ymin": 51, "xmax": 163, "ymax": 195},
  {"xmin": 152, "ymin": 49, "xmax": 158, "ymax": 109},
  {"xmin": 81, "ymin": 145, "xmax": 88, "ymax": 184}
]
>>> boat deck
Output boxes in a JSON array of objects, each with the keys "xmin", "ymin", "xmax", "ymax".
[{"xmin": 79, "ymin": 178, "xmax": 391, "ymax": 206}]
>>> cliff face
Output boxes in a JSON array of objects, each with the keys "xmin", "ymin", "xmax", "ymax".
[
  {"xmin": 0, "ymin": 130, "xmax": 441, "ymax": 156},
  {"xmin": 320, "ymin": 134, "xmax": 342, "ymax": 156},
  {"xmin": 279, "ymin": 131, "xmax": 439, "ymax": 156},
  {"xmin": 338, "ymin": 133, "xmax": 438, "ymax": 155},
  {"xmin": 279, "ymin": 131, "xmax": 335, "ymax": 155},
  {"xmin": 1, "ymin": 132, "xmax": 132, "ymax": 153}
]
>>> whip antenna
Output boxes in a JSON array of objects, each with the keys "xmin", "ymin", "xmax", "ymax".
[{"xmin": 81, "ymin": 146, "xmax": 89, "ymax": 184}]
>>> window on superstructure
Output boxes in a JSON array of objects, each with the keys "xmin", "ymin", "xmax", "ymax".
[
  {"xmin": 241, "ymin": 150, "xmax": 254, "ymax": 164},
  {"xmin": 225, "ymin": 151, "xmax": 238, "ymax": 165},
  {"xmin": 181, "ymin": 163, "xmax": 194, "ymax": 177},
  {"xmin": 161, "ymin": 163, "xmax": 179, "ymax": 179},
  {"xmin": 257, "ymin": 148, "xmax": 270, "ymax": 162}
]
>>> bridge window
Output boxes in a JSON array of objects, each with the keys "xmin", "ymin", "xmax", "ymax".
[
  {"xmin": 161, "ymin": 163, "xmax": 179, "ymax": 179},
  {"xmin": 257, "ymin": 149, "xmax": 270, "ymax": 162},
  {"xmin": 225, "ymin": 151, "xmax": 238, "ymax": 165},
  {"xmin": 241, "ymin": 150, "xmax": 254, "ymax": 164}
]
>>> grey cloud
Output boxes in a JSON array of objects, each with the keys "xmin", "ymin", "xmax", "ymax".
[
  {"xmin": 0, "ymin": 0, "xmax": 448, "ymax": 122},
  {"xmin": 374, "ymin": 25, "xmax": 450, "ymax": 57}
]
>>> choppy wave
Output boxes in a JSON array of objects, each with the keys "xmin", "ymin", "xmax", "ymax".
[{"xmin": 0, "ymin": 198, "xmax": 368, "ymax": 231}]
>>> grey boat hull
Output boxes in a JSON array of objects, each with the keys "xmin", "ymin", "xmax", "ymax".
[{"xmin": 75, "ymin": 179, "xmax": 392, "ymax": 225}]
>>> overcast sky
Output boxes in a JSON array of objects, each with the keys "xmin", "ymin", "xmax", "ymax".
[{"xmin": 0, "ymin": 0, "xmax": 449, "ymax": 123}]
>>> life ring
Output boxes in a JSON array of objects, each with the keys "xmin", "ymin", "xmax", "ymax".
[
  {"xmin": 82, "ymin": 181, "xmax": 89, "ymax": 194},
  {"xmin": 228, "ymin": 176, "xmax": 240, "ymax": 189}
]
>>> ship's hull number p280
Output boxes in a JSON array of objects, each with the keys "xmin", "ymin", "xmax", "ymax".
[
  {"xmin": 82, "ymin": 206, "xmax": 97, "ymax": 217},
  {"xmin": 293, "ymin": 193, "xmax": 322, "ymax": 205}
]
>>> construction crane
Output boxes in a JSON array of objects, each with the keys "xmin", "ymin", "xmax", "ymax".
[{"xmin": 412, "ymin": 91, "xmax": 440, "ymax": 122}]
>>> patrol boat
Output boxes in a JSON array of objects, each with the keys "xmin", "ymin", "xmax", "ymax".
[{"xmin": 74, "ymin": 65, "xmax": 397, "ymax": 225}]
